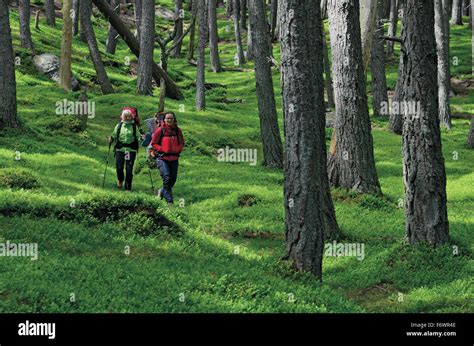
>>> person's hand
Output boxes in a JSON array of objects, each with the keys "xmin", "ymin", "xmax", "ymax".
[
  {"xmin": 141, "ymin": 134, "xmax": 146, "ymax": 140},
  {"xmin": 108, "ymin": 137, "xmax": 113, "ymax": 144}
]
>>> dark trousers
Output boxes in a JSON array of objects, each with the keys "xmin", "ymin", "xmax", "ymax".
[
  {"xmin": 116, "ymin": 151, "xmax": 136, "ymax": 190},
  {"xmin": 156, "ymin": 158, "xmax": 179, "ymax": 203}
]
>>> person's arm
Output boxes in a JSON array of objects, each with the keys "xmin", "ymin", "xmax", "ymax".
[
  {"xmin": 109, "ymin": 124, "xmax": 119, "ymax": 143},
  {"xmin": 151, "ymin": 127, "xmax": 163, "ymax": 152}
]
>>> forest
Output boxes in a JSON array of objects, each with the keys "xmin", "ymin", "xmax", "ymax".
[{"xmin": 0, "ymin": 0, "xmax": 473, "ymax": 314}]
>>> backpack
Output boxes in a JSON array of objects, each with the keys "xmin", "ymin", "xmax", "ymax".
[
  {"xmin": 114, "ymin": 122, "xmax": 139, "ymax": 151},
  {"xmin": 122, "ymin": 107, "xmax": 140, "ymax": 126}
]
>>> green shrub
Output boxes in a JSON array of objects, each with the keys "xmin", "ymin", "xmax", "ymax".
[
  {"xmin": 358, "ymin": 194, "xmax": 394, "ymax": 212},
  {"xmin": 0, "ymin": 169, "xmax": 40, "ymax": 190},
  {"xmin": 237, "ymin": 194, "xmax": 260, "ymax": 207}
]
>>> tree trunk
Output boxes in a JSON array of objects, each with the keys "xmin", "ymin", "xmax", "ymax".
[
  {"xmin": 170, "ymin": 0, "xmax": 184, "ymax": 57},
  {"xmin": 322, "ymin": 27, "xmax": 334, "ymax": 109},
  {"xmin": 280, "ymin": 0, "xmax": 340, "ymax": 279},
  {"xmin": 371, "ymin": 0, "xmax": 388, "ymax": 118},
  {"xmin": 451, "ymin": 0, "xmax": 463, "ymax": 24},
  {"xmin": 208, "ymin": 0, "xmax": 222, "ymax": 72},
  {"xmin": 59, "ymin": 0, "xmax": 73, "ymax": 90},
  {"xmin": 196, "ymin": 0, "xmax": 206, "ymax": 110},
  {"xmin": 137, "ymin": 0, "xmax": 154, "ymax": 95},
  {"xmin": 327, "ymin": 0, "xmax": 381, "ymax": 194},
  {"xmin": 240, "ymin": 0, "xmax": 247, "ymax": 31},
  {"xmin": 72, "ymin": 0, "xmax": 80, "ymax": 36},
  {"xmin": 187, "ymin": 0, "xmax": 197, "ymax": 60},
  {"xmin": 233, "ymin": 0, "xmax": 245, "ymax": 65},
  {"xmin": 0, "ymin": 0, "xmax": 19, "ymax": 129},
  {"xmin": 92, "ymin": 0, "xmax": 183, "ymax": 99},
  {"xmin": 435, "ymin": 0, "xmax": 452, "ymax": 129},
  {"xmin": 44, "ymin": 0, "xmax": 56, "ymax": 27},
  {"xmin": 402, "ymin": 0, "xmax": 449, "ymax": 246},
  {"xmin": 79, "ymin": 1, "xmax": 88, "ymax": 42},
  {"xmin": 270, "ymin": 0, "xmax": 277, "ymax": 40},
  {"xmin": 359, "ymin": 0, "xmax": 378, "ymax": 71},
  {"xmin": 386, "ymin": 0, "xmax": 398, "ymax": 55},
  {"xmin": 81, "ymin": 0, "xmax": 114, "ymax": 94},
  {"xmin": 19, "ymin": 0, "xmax": 34, "ymax": 51},
  {"xmin": 106, "ymin": 0, "xmax": 120, "ymax": 54},
  {"xmin": 226, "ymin": 0, "xmax": 233, "ymax": 17},
  {"xmin": 469, "ymin": 0, "xmax": 474, "ymax": 147},
  {"xmin": 135, "ymin": 0, "xmax": 142, "ymax": 39},
  {"xmin": 248, "ymin": 0, "xmax": 283, "ymax": 168}
]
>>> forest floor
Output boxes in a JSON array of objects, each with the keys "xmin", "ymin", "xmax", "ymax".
[{"xmin": 0, "ymin": 2, "xmax": 472, "ymax": 312}]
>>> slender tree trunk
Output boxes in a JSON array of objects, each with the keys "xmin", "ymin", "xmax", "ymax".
[
  {"xmin": 135, "ymin": 0, "xmax": 142, "ymax": 39},
  {"xmin": 137, "ymin": 0, "xmax": 154, "ymax": 95},
  {"xmin": 386, "ymin": 0, "xmax": 398, "ymax": 55},
  {"xmin": 435, "ymin": 0, "xmax": 452, "ymax": 129},
  {"xmin": 226, "ymin": 0, "xmax": 233, "ymax": 17},
  {"xmin": 79, "ymin": 1, "xmax": 88, "ymax": 42},
  {"xmin": 246, "ymin": 21, "xmax": 254, "ymax": 61},
  {"xmin": 72, "ymin": 0, "xmax": 80, "ymax": 36},
  {"xmin": 196, "ymin": 0, "xmax": 206, "ymax": 110},
  {"xmin": 240, "ymin": 0, "xmax": 247, "ymax": 31},
  {"xmin": 19, "ymin": 0, "xmax": 34, "ymax": 51},
  {"xmin": 469, "ymin": 0, "xmax": 474, "ymax": 147},
  {"xmin": 322, "ymin": 27, "xmax": 334, "ymax": 109},
  {"xmin": 187, "ymin": 0, "xmax": 197, "ymax": 60},
  {"xmin": 464, "ymin": 0, "xmax": 470, "ymax": 15},
  {"xmin": 170, "ymin": 0, "xmax": 184, "ymax": 57},
  {"xmin": 92, "ymin": 0, "xmax": 183, "ymax": 99},
  {"xmin": 280, "ymin": 0, "xmax": 340, "ymax": 279},
  {"xmin": 44, "ymin": 0, "xmax": 56, "ymax": 27},
  {"xmin": 106, "ymin": 0, "xmax": 120, "ymax": 54},
  {"xmin": 270, "ymin": 0, "xmax": 277, "ymax": 41},
  {"xmin": 451, "ymin": 0, "xmax": 463, "ymax": 24},
  {"xmin": 327, "ymin": 0, "xmax": 381, "ymax": 194},
  {"xmin": 402, "ymin": 0, "xmax": 449, "ymax": 246},
  {"xmin": 249, "ymin": 0, "xmax": 283, "ymax": 168},
  {"xmin": 59, "ymin": 0, "xmax": 73, "ymax": 90},
  {"xmin": 359, "ymin": 0, "xmax": 378, "ymax": 71},
  {"xmin": 81, "ymin": 0, "xmax": 114, "ymax": 94},
  {"xmin": 208, "ymin": 0, "xmax": 222, "ymax": 72},
  {"xmin": 233, "ymin": 0, "xmax": 245, "ymax": 65},
  {"xmin": 0, "ymin": 0, "xmax": 19, "ymax": 129},
  {"xmin": 371, "ymin": 0, "xmax": 388, "ymax": 118}
]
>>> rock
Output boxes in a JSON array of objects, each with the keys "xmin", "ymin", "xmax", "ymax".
[
  {"xmin": 33, "ymin": 53, "xmax": 80, "ymax": 91},
  {"xmin": 155, "ymin": 6, "xmax": 176, "ymax": 21}
]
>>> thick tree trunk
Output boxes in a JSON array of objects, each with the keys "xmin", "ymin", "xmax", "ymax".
[
  {"xmin": 81, "ymin": 0, "xmax": 114, "ymax": 94},
  {"xmin": 135, "ymin": 0, "xmax": 142, "ymax": 39},
  {"xmin": 137, "ymin": 0, "xmax": 154, "ymax": 95},
  {"xmin": 327, "ymin": 0, "xmax": 381, "ymax": 194},
  {"xmin": 208, "ymin": 0, "xmax": 222, "ymax": 72},
  {"xmin": 280, "ymin": 0, "xmax": 339, "ymax": 279},
  {"xmin": 371, "ymin": 0, "xmax": 388, "ymax": 118},
  {"xmin": 402, "ymin": 0, "xmax": 449, "ymax": 246},
  {"xmin": 187, "ymin": 0, "xmax": 197, "ymax": 60},
  {"xmin": 72, "ymin": 0, "xmax": 80, "ymax": 36},
  {"xmin": 170, "ymin": 0, "xmax": 184, "ymax": 58},
  {"xmin": 19, "ymin": 0, "xmax": 34, "ymax": 51},
  {"xmin": 386, "ymin": 0, "xmax": 398, "ymax": 55},
  {"xmin": 469, "ymin": 0, "xmax": 474, "ymax": 147},
  {"xmin": 106, "ymin": 0, "xmax": 120, "ymax": 54},
  {"xmin": 196, "ymin": 0, "xmax": 206, "ymax": 110},
  {"xmin": 451, "ymin": 0, "xmax": 463, "ymax": 25},
  {"xmin": 233, "ymin": 0, "xmax": 246, "ymax": 65},
  {"xmin": 92, "ymin": 0, "xmax": 183, "ymax": 99},
  {"xmin": 467, "ymin": 116, "xmax": 474, "ymax": 148},
  {"xmin": 248, "ymin": 0, "xmax": 283, "ymax": 169},
  {"xmin": 59, "ymin": 0, "xmax": 73, "ymax": 90},
  {"xmin": 435, "ymin": 0, "xmax": 452, "ymax": 129},
  {"xmin": 0, "ymin": 0, "xmax": 19, "ymax": 129},
  {"xmin": 44, "ymin": 0, "xmax": 56, "ymax": 27}
]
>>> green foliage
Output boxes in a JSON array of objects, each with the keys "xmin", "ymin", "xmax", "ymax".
[{"xmin": 0, "ymin": 168, "xmax": 40, "ymax": 190}]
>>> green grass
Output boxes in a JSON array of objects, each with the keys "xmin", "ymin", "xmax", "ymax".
[{"xmin": 0, "ymin": 5, "xmax": 472, "ymax": 313}]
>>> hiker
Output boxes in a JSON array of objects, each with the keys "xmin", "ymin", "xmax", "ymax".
[
  {"xmin": 151, "ymin": 112, "xmax": 185, "ymax": 204},
  {"xmin": 108, "ymin": 109, "xmax": 145, "ymax": 191}
]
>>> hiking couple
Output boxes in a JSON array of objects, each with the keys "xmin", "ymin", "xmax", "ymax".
[{"xmin": 108, "ymin": 108, "xmax": 184, "ymax": 205}]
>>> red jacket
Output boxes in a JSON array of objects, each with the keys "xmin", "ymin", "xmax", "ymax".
[{"xmin": 151, "ymin": 123, "xmax": 184, "ymax": 161}]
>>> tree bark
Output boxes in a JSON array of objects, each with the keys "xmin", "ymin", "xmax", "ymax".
[
  {"xmin": 402, "ymin": 0, "xmax": 449, "ymax": 246},
  {"xmin": 233, "ymin": 0, "xmax": 246, "ymax": 65},
  {"xmin": 72, "ymin": 0, "xmax": 80, "ymax": 36},
  {"xmin": 187, "ymin": 0, "xmax": 197, "ymax": 60},
  {"xmin": 81, "ymin": 0, "xmax": 114, "ymax": 94},
  {"xmin": 280, "ymin": 0, "xmax": 336, "ymax": 279},
  {"xmin": 208, "ymin": 0, "xmax": 222, "ymax": 72},
  {"xmin": 44, "ymin": 0, "xmax": 55, "ymax": 27},
  {"xmin": 451, "ymin": 0, "xmax": 463, "ymax": 24},
  {"xmin": 59, "ymin": 0, "xmax": 73, "ymax": 90},
  {"xmin": 359, "ymin": 0, "xmax": 378, "ymax": 71},
  {"xmin": 137, "ymin": 0, "xmax": 154, "ymax": 95},
  {"xmin": 371, "ymin": 0, "xmax": 388, "ymax": 118},
  {"xmin": 0, "ymin": 0, "xmax": 19, "ymax": 129},
  {"xmin": 19, "ymin": 0, "xmax": 34, "ymax": 51},
  {"xmin": 240, "ymin": 0, "xmax": 247, "ymax": 31},
  {"xmin": 386, "ymin": 0, "xmax": 398, "ymax": 55},
  {"xmin": 106, "ymin": 0, "xmax": 120, "ymax": 54},
  {"xmin": 196, "ymin": 0, "xmax": 206, "ymax": 110},
  {"xmin": 435, "ymin": 0, "xmax": 452, "ymax": 129},
  {"xmin": 135, "ymin": 0, "xmax": 142, "ymax": 39},
  {"xmin": 327, "ymin": 0, "xmax": 381, "ymax": 194},
  {"xmin": 249, "ymin": 0, "xmax": 283, "ymax": 168},
  {"xmin": 170, "ymin": 0, "xmax": 184, "ymax": 57},
  {"xmin": 226, "ymin": 0, "xmax": 233, "ymax": 17},
  {"xmin": 92, "ymin": 0, "xmax": 183, "ymax": 99},
  {"xmin": 469, "ymin": 0, "xmax": 474, "ymax": 147},
  {"xmin": 270, "ymin": 0, "xmax": 277, "ymax": 41}
]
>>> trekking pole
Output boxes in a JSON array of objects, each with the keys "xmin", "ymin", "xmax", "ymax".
[
  {"xmin": 148, "ymin": 165, "xmax": 155, "ymax": 193},
  {"xmin": 102, "ymin": 141, "xmax": 112, "ymax": 188}
]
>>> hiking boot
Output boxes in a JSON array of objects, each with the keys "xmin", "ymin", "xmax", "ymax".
[{"xmin": 117, "ymin": 180, "xmax": 123, "ymax": 188}]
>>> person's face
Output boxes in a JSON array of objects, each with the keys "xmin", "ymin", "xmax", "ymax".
[
  {"xmin": 123, "ymin": 113, "xmax": 132, "ymax": 122},
  {"xmin": 165, "ymin": 114, "xmax": 175, "ymax": 126}
]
